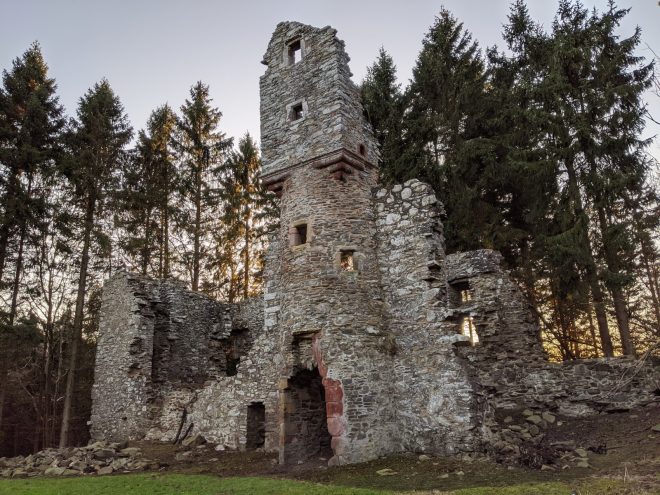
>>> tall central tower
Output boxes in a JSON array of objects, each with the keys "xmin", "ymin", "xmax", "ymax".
[
  {"xmin": 260, "ymin": 22, "xmax": 378, "ymax": 189},
  {"xmin": 260, "ymin": 22, "xmax": 395, "ymax": 465}
]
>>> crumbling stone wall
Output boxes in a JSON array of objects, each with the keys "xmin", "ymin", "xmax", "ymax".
[
  {"xmin": 90, "ymin": 273, "xmax": 260, "ymax": 443},
  {"xmin": 443, "ymin": 250, "xmax": 659, "ymax": 459},
  {"xmin": 374, "ymin": 180, "xmax": 476, "ymax": 455},
  {"xmin": 91, "ymin": 274, "xmax": 157, "ymax": 442}
]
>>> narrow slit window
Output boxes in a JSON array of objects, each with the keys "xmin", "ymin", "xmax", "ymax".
[
  {"xmin": 290, "ymin": 223, "xmax": 308, "ymax": 246},
  {"xmin": 340, "ymin": 250, "xmax": 356, "ymax": 271},
  {"xmin": 288, "ymin": 39, "xmax": 302, "ymax": 65},
  {"xmin": 358, "ymin": 144, "xmax": 366, "ymax": 156},
  {"xmin": 290, "ymin": 103, "xmax": 304, "ymax": 122}
]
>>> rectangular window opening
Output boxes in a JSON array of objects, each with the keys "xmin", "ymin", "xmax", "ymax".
[
  {"xmin": 288, "ymin": 39, "xmax": 302, "ymax": 65},
  {"xmin": 340, "ymin": 250, "xmax": 356, "ymax": 272},
  {"xmin": 450, "ymin": 279, "xmax": 473, "ymax": 305},
  {"xmin": 290, "ymin": 223, "xmax": 308, "ymax": 247},
  {"xmin": 290, "ymin": 102, "xmax": 304, "ymax": 122}
]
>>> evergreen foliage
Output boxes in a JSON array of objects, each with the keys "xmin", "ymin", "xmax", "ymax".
[
  {"xmin": 174, "ymin": 82, "xmax": 232, "ymax": 292},
  {"xmin": 363, "ymin": 0, "xmax": 659, "ymax": 359}
]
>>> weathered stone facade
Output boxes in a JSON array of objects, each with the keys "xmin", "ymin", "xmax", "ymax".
[{"xmin": 90, "ymin": 21, "xmax": 659, "ymax": 467}]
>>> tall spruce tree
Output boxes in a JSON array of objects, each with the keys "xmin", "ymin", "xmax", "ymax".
[
  {"xmin": 213, "ymin": 133, "xmax": 267, "ymax": 301},
  {"xmin": 118, "ymin": 104, "xmax": 178, "ymax": 277},
  {"xmin": 0, "ymin": 42, "xmax": 65, "ymax": 324},
  {"xmin": 542, "ymin": 0, "xmax": 654, "ymax": 356},
  {"xmin": 404, "ymin": 9, "xmax": 486, "ymax": 186},
  {"xmin": 175, "ymin": 82, "xmax": 231, "ymax": 292},
  {"xmin": 59, "ymin": 80, "xmax": 131, "ymax": 447},
  {"xmin": 361, "ymin": 48, "xmax": 405, "ymax": 182}
]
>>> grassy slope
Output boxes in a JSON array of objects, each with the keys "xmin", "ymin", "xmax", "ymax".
[{"xmin": 0, "ymin": 474, "xmax": 646, "ymax": 495}]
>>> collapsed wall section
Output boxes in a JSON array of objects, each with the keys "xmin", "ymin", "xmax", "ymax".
[
  {"xmin": 444, "ymin": 250, "xmax": 659, "ymax": 460},
  {"xmin": 90, "ymin": 272, "xmax": 262, "ymax": 443},
  {"xmin": 163, "ymin": 295, "xmax": 279, "ymax": 452}
]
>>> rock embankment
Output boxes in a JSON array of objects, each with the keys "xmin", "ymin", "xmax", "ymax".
[{"xmin": 0, "ymin": 441, "xmax": 159, "ymax": 478}]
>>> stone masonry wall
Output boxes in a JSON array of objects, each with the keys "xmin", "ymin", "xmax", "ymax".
[
  {"xmin": 443, "ymin": 250, "xmax": 659, "ymax": 459},
  {"xmin": 90, "ymin": 273, "xmax": 262, "ymax": 443},
  {"xmin": 273, "ymin": 164, "xmax": 397, "ymax": 465},
  {"xmin": 374, "ymin": 179, "xmax": 477, "ymax": 455},
  {"xmin": 90, "ymin": 274, "xmax": 157, "ymax": 442},
  {"xmin": 260, "ymin": 22, "xmax": 378, "ymax": 181}
]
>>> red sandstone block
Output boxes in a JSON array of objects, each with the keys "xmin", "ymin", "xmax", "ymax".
[
  {"xmin": 323, "ymin": 379, "xmax": 343, "ymax": 401},
  {"xmin": 331, "ymin": 435, "xmax": 346, "ymax": 455},
  {"xmin": 326, "ymin": 416, "xmax": 345, "ymax": 436},
  {"xmin": 326, "ymin": 401, "xmax": 343, "ymax": 417}
]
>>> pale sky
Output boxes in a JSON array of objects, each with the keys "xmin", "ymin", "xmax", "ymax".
[{"xmin": 1, "ymin": 0, "xmax": 659, "ymax": 159}]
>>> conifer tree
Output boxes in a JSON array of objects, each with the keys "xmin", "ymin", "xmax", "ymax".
[
  {"xmin": 542, "ymin": 0, "xmax": 654, "ymax": 355},
  {"xmin": 404, "ymin": 9, "xmax": 486, "ymax": 185},
  {"xmin": 118, "ymin": 104, "xmax": 178, "ymax": 277},
  {"xmin": 0, "ymin": 42, "xmax": 65, "ymax": 324},
  {"xmin": 59, "ymin": 80, "xmax": 132, "ymax": 447},
  {"xmin": 213, "ymin": 133, "xmax": 269, "ymax": 301},
  {"xmin": 174, "ymin": 82, "xmax": 231, "ymax": 292},
  {"xmin": 361, "ymin": 48, "xmax": 405, "ymax": 181}
]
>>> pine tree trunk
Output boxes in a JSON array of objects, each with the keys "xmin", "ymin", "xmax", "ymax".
[
  {"xmin": 596, "ymin": 206, "xmax": 635, "ymax": 356},
  {"xmin": 639, "ymin": 236, "xmax": 660, "ymax": 332},
  {"xmin": 243, "ymin": 217, "xmax": 250, "ymax": 300},
  {"xmin": 0, "ymin": 168, "xmax": 21, "ymax": 285},
  {"xmin": 586, "ymin": 309, "xmax": 600, "ymax": 357},
  {"xmin": 42, "ymin": 267, "xmax": 55, "ymax": 447},
  {"xmin": 164, "ymin": 173, "xmax": 171, "ymax": 279},
  {"xmin": 8, "ymin": 220, "xmax": 27, "ymax": 325},
  {"xmin": 0, "ymin": 368, "xmax": 6, "ymax": 444},
  {"xmin": 8, "ymin": 175, "xmax": 32, "ymax": 324},
  {"xmin": 59, "ymin": 194, "xmax": 95, "ymax": 448},
  {"xmin": 142, "ymin": 206, "xmax": 153, "ymax": 275},
  {"xmin": 192, "ymin": 168, "xmax": 202, "ymax": 292},
  {"xmin": 564, "ymin": 158, "xmax": 614, "ymax": 356}
]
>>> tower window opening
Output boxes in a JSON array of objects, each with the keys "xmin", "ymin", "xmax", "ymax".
[
  {"xmin": 460, "ymin": 316, "xmax": 479, "ymax": 346},
  {"xmin": 340, "ymin": 250, "xmax": 356, "ymax": 271},
  {"xmin": 290, "ymin": 223, "xmax": 308, "ymax": 247},
  {"xmin": 288, "ymin": 39, "xmax": 302, "ymax": 65},
  {"xmin": 449, "ymin": 279, "xmax": 473, "ymax": 305},
  {"xmin": 290, "ymin": 102, "xmax": 304, "ymax": 122},
  {"xmin": 358, "ymin": 144, "xmax": 366, "ymax": 156}
]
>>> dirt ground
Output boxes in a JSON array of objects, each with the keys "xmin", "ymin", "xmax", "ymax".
[{"xmin": 134, "ymin": 405, "xmax": 660, "ymax": 492}]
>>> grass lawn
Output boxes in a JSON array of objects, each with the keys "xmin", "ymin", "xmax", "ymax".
[{"xmin": 0, "ymin": 473, "xmax": 649, "ymax": 495}]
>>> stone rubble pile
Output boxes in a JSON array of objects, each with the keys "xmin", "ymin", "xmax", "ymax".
[
  {"xmin": 484, "ymin": 409, "xmax": 594, "ymax": 469},
  {"xmin": 0, "ymin": 441, "xmax": 159, "ymax": 478}
]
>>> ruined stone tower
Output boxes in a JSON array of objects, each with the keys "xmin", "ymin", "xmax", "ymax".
[
  {"xmin": 259, "ymin": 22, "xmax": 396, "ymax": 464},
  {"xmin": 89, "ymin": 21, "xmax": 659, "ymax": 468}
]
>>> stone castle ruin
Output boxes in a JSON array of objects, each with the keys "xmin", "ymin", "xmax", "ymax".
[{"xmin": 90, "ymin": 22, "xmax": 659, "ymax": 466}]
